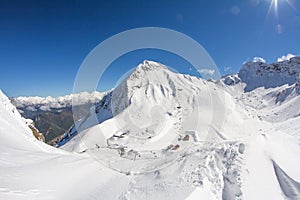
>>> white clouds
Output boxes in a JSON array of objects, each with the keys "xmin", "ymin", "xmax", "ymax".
[
  {"xmin": 198, "ymin": 68, "xmax": 215, "ymax": 76},
  {"xmin": 13, "ymin": 91, "xmax": 106, "ymax": 109},
  {"xmin": 277, "ymin": 54, "xmax": 296, "ymax": 62},
  {"xmin": 252, "ymin": 57, "xmax": 266, "ymax": 63}
]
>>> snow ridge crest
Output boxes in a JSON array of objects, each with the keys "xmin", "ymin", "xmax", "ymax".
[
  {"xmin": 237, "ymin": 56, "xmax": 300, "ymax": 92},
  {"xmin": 136, "ymin": 60, "xmax": 168, "ymax": 72}
]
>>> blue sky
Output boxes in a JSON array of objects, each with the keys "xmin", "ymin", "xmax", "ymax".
[{"xmin": 0, "ymin": 0, "xmax": 299, "ymax": 97}]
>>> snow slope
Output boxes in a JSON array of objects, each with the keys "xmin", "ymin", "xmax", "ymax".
[
  {"xmin": 60, "ymin": 59, "xmax": 300, "ymax": 199},
  {"xmin": 1, "ymin": 58, "xmax": 300, "ymax": 200},
  {"xmin": 0, "ymin": 90, "xmax": 130, "ymax": 200},
  {"xmin": 219, "ymin": 57, "xmax": 300, "ymax": 199}
]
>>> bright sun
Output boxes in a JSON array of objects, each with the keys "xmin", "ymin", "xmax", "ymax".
[
  {"xmin": 268, "ymin": 0, "xmax": 279, "ymax": 18},
  {"xmin": 267, "ymin": 0, "xmax": 298, "ymax": 19},
  {"xmin": 266, "ymin": 0, "xmax": 299, "ymax": 34}
]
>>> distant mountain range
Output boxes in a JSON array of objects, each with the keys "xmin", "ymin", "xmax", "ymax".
[{"xmin": 11, "ymin": 92, "xmax": 107, "ymax": 144}]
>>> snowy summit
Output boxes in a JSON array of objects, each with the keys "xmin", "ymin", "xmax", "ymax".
[{"xmin": 1, "ymin": 58, "xmax": 300, "ymax": 200}]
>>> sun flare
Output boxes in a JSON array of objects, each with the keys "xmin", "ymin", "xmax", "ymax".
[
  {"xmin": 267, "ymin": 0, "xmax": 279, "ymax": 18},
  {"xmin": 267, "ymin": 0, "xmax": 299, "ymax": 19}
]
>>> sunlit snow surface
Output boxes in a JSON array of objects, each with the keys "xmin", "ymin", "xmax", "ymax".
[{"xmin": 1, "ymin": 59, "xmax": 300, "ymax": 199}]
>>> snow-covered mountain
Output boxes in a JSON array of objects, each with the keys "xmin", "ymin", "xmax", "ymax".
[
  {"xmin": 237, "ymin": 56, "xmax": 300, "ymax": 92},
  {"xmin": 12, "ymin": 91, "xmax": 106, "ymax": 111},
  {"xmin": 220, "ymin": 57, "xmax": 300, "ymax": 122},
  {"xmin": 11, "ymin": 91, "xmax": 107, "ymax": 144},
  {"xmin": 0, "ymin": 90, "xmax": 129, "ymax": 200},
  {"xmin": 1, "ymin": 58, "xmax": 300, "ymax": 200}
]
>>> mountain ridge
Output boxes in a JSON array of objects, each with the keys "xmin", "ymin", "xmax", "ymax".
[
  {"xmin": 11, "ymin": 91, "xmax": 108, "ymax": 144},
  {"xmin": 222, "ymin": 56, "xmax": 300, "ymax": 91},
  {"xmin": 56, "ymin": 58, "xmax": 300, "ymax": 199},
  {"xmin": 1, "ymin": 56, "xmax": 300, "ymax": 199}
]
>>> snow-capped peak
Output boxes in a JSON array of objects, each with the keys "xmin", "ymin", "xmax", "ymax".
[
  {"xmin": 111, "ymin": 60, "xmax": 177, "ymax": 116},
  {"xmin": 127, "ymin": 60, "xmax": 169, "ymax": 81},
  {"xmin": 252, "ymin": 57, "xmax": 266, "ymax": 63},
  {"xmin": 11, "ymin": 91, "xmax": 107, "ymax": 110},
  {"xmin": 239, "ymin": 56, "xmax": 300, "ymax": 91},
  {"xmin": 136, "ymin": 60, "xmax": 168, "ymax": 72},
  {"xmin": 221, "ymin": 56, "xmax": 300, "ymax": 92},
  {"xmin": 2, "ymin": 58, "xmax": 300, "ymax": 199}
]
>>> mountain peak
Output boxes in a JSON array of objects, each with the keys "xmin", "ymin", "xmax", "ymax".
[
  {"xmin": 238, "ymin": 56, "xmax": 300, "ymax": 91},
  {"xmin": 136, "ymin": 60, "xmax": 168, "ymax": 72},
  {"xmin": 125, "ymin": 60, "xmax": 169, "ymax": 82}
]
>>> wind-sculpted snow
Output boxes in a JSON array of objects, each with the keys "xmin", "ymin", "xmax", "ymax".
[{"xmin": 273, "ymin": 161, "xmax": 300, "ymax": 199}]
